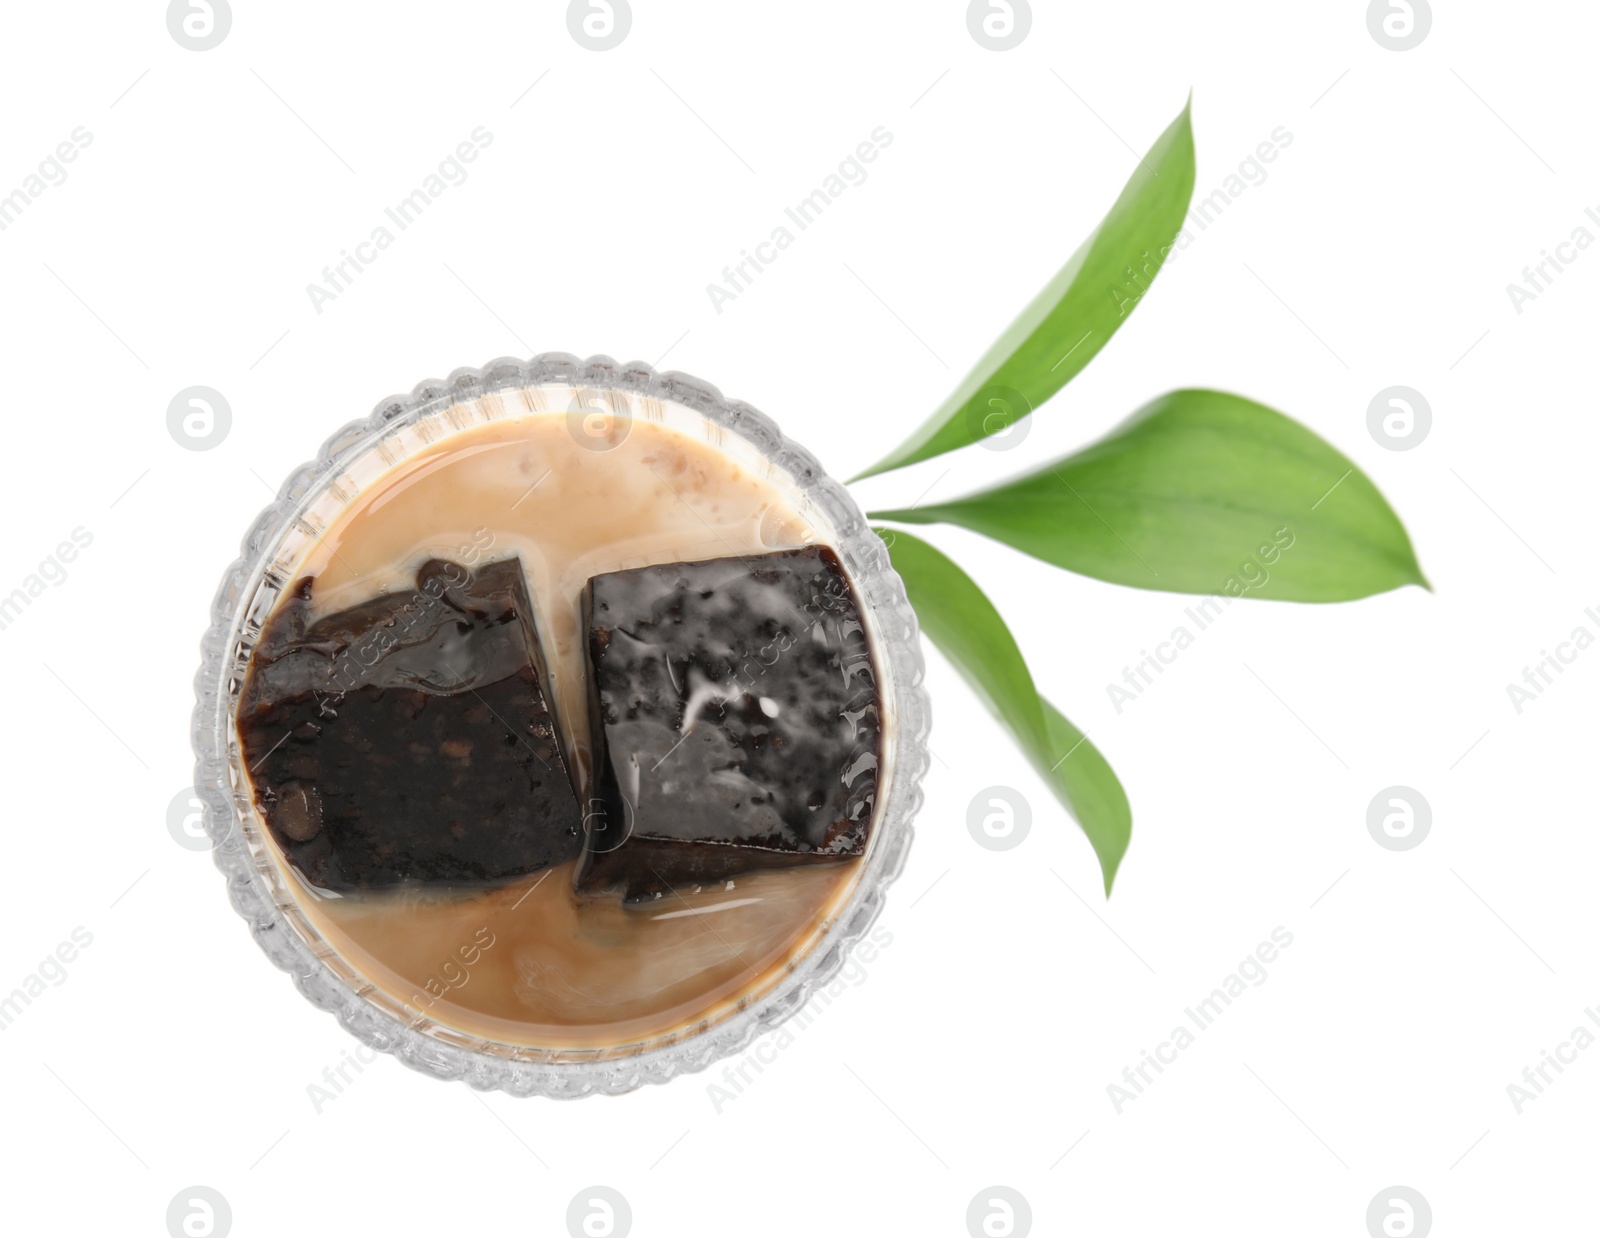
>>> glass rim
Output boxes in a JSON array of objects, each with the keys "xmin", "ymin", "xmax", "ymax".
[{"xmin": 190, "ymin": 352, "xmax": 931, "ymax": 1098}]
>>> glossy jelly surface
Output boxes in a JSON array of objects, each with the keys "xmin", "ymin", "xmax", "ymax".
[{"xmin": 234, "ymin": 412, "xmax": 882, "ymax": 1048}]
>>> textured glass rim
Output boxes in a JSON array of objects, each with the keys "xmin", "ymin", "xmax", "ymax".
[{"xmin": 191, "ymin": 352, "xmax": 930, "ymax": 1098}]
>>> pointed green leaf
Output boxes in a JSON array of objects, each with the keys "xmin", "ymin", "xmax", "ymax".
[
  {"xmin": 852, "ymin": 99, "xmax": 1196, "ymax": 481},
  {"xmin": 874, "ymin": 389, "xmax": 1428, "ymax": 603},
  {"xmin": 881, "ymin": 527, "xmax": 1131, "ymax": 893}
]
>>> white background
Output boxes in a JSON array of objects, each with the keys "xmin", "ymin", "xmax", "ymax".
[{"xmin": 1, "ymin": 1, "xmax": 1594, "ymax": 1234}]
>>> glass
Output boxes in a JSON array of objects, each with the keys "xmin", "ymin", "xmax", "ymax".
[{"xmin": 190, "ymin": 353, "xmax": 930, "ymax": 1097}]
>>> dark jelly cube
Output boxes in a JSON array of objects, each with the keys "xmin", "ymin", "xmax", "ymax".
[
  {"xmin": 236, "ymin": 557, "xmax": 583, "ymax": 892},
  {"xmin": 576, "ymin": 546, "xmax": 882, "ymax": 901}
]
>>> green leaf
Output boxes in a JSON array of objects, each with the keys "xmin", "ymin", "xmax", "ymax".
[
  {"xmin": 880, "ymin": 527, "xmax": 1131, "ymax": 893},
  {"xmin": 873, "ymin": 389, "xmax": 1429, "ymax": 603},
  {"xmin": 851, "ymin": 99, "xmax": 1196, "ymax": 482}
]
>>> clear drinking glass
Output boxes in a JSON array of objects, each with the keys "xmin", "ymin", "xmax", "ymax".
[{"xmin": 190, "ymin": 353, "xmax": 930, "ymax": 1097}]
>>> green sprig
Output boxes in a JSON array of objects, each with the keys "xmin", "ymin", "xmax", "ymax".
[{"xmin": 853, "ymin": 99, "xmax": 1426, "ymax": 895}]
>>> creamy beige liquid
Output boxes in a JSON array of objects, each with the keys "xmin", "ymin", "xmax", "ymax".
[{"xmin": 252, "ymin": 410, "xmax": 867, "ymax": 1049}]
